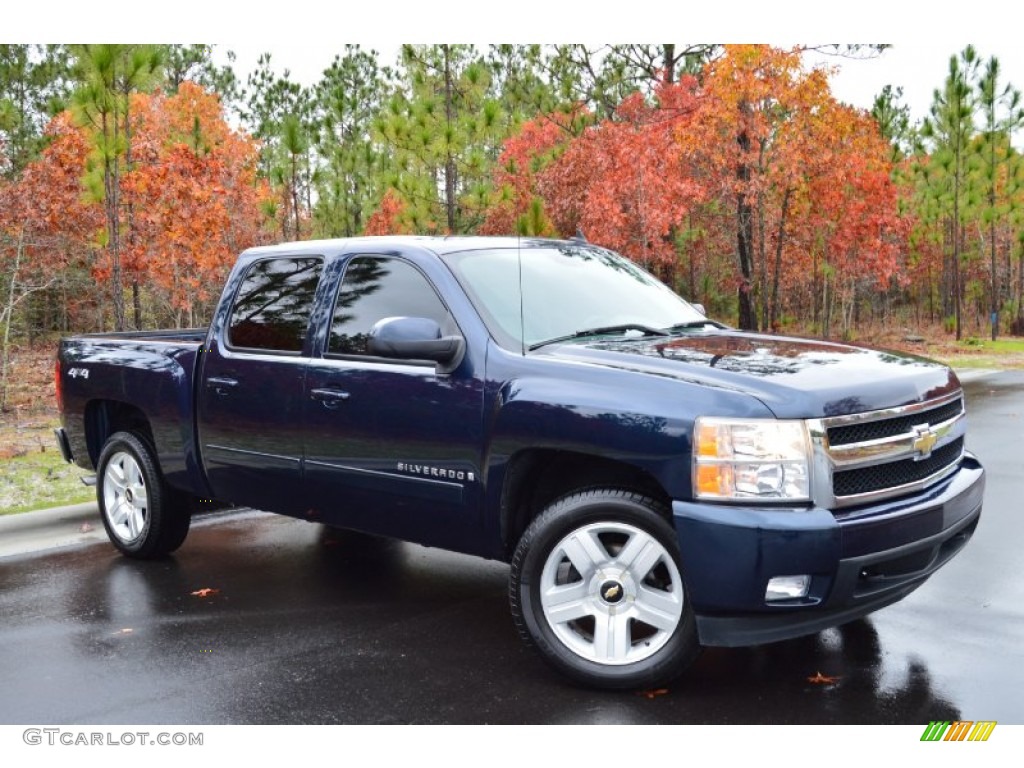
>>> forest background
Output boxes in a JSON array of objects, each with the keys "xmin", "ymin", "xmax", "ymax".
[{"xmin": 2, "ymin": 41, "xmax": 1024, "ymax": 509}]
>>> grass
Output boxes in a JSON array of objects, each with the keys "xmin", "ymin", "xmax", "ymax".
[
  {"xmin": 925, "ymin": 336, "xmax": 1024, "ymax": 370},
  {"xmin": 2, "ymin": 340, "xmax": 94, "ymax": 515},
  {"xmin": 958, "ymin": 337, "xmax": 1024, "ymax": 353},
  {"xmin": 0, "ymin": 442, "xmax": 94, "ymax": 515}
]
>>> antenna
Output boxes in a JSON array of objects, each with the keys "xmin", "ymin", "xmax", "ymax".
[{"xmin": 517, "ymin": 234, "xmax": 526, "ymax": 356}]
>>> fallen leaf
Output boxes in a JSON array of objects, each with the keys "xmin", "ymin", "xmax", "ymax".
[
  {"xmin": 115, "ymin": 628, "xmax": 133, "ymax": 635},
  {"xmin": 80, "ymin": 522, "xmax": 94, "ymax": 533},
  {"xmin": 807, "ymin": 671, "xmax": 840, "ymax": 685},
  {"xmin": 191, "ymin": 588, "xmax": 220, "ymax": 598},
  {"xmin": 636, "ymin": 688, "xmax": 670, "ymax": 700}
]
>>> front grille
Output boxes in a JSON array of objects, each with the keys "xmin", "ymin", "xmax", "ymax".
[
  {"xmin": 833, "ymin": 437, "xmax": 963, "ymax": 497},
  {"xmin": 808, "ymin": 391, "xmax": 967, "ymax": 508},
  {"xmin": 827, "ymin": 397, "xmax": 963, "ymax": 447}
]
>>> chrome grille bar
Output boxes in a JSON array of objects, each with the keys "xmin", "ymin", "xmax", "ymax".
[{"xmin": 807, "ymin": 391, "xmax": 966, "ymax": 509}]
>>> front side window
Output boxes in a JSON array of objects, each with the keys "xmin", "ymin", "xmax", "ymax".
[
  {"xmin": 227, "ymin": 257, "xmax": 323, "ymax": 352},
  {"xmin": 329, "ymin": 256, "xmax": 453, "ymax": 356}
]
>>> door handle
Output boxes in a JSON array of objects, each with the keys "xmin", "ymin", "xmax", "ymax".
[
  {"xmin": 205, "ymin": 376, "xmax": 238, "ymax": 396},
  {"xmin": 311, "ymin": 387, "xmax": 350, "ymax": 408}
]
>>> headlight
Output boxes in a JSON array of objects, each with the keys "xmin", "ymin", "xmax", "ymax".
[{"xmin": 693, "ymin": 417, "xmax": 811, "ymax": 501}]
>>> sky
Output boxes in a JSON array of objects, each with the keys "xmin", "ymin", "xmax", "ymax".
[
  {"xmin": 214, "ymin": 42, "xmax": 1024, "ymax": 129},
  {"xmin": 4, "ymin": 0, "xmax": 1022, "ymax": 129}
]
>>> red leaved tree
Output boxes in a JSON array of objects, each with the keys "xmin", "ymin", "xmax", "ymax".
[
  {"xmin": 364, "ymin": 188, "xmax": 414, "ymax": 236},
  {"xmin": 122, "ymin": 83, "xmax": 272, "ymax": 326}
]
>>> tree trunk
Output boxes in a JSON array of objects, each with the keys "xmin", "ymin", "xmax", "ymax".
[
  {"xmin": 132, "ymin": 281, "xmax": 142, "ymax": 330},
  {"xmin": 687, "ymin": 212, "xmax": 696, "ymax": 300},
  {"xmin": 757, "ymin": 189, "xmax": 767, "ymax": 332},
  {"xmin": 953, "ymin": 129, "xmax": 963, "ymax": 341},
  {"xmin": 990, "ymin": 195, "xmax": 998, "ymax": 341},
  {"xmin": 0, "ymin": 233, "xmax": 24, "ymax": 412},
  {"xmin": 662, "ymin": 44, "xmax": 676, "ymax": 84},
  {"xmin": 124, "ymin": 89, "xmax": 141, "ymax": 331},
  {"xmin": 953, "ymin": 219, "xmax": 962, "ymax": 341},
  {"xmin": 291, "ymin": 155, "xmax": 301, "ymax": 240},
  {"xmin": 443, "ymin": 44, "xmax": 457, "ymax": 234},
  {"xmin": 769, "ymin": 187, "xmax": 792, "ymax": 330},
  {"xmin": 1017, "ymin": 246, "xmax": 1024, "ymax": 330},
  {"xmin": 821, "ymin": 243, "xmax": 831, "ymax": 338},
  {"xmin": 103, "ymin": 107, "xmax": 125, "ymax": 332},
  {"xmin": 735, "ymin": 110, "xmax": 755, "ymax": 331}
]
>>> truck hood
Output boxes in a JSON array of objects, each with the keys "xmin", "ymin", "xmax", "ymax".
[{"xmin": 534, "ymin": 330, "xmax": 960, "ymax": 419}]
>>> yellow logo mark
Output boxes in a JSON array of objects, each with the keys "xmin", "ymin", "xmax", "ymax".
[{"xmin": 912, "ymin": 425, "xmax": 938, "ymax": 457}]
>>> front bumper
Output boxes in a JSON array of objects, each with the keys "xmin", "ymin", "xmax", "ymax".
[{"xmin": 672, "ymin": 453, "xmax": 984, "ymax": 647}]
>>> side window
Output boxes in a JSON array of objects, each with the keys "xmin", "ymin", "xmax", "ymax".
[
  {"xmin": 329, "ymin": 256, "xmax": 453, "ymax": 356},
  {"xmin": 227, "ymin": 257, "xmax": 323, "ymax": 352}
]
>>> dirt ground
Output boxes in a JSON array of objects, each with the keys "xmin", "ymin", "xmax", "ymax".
[
  {"xmin": 1, "ymin": 342, "xmax": 60, "ymax": 460},
  {"xmin": 1, "ymin": 342, "xmax": 92, "ymax": 513}
]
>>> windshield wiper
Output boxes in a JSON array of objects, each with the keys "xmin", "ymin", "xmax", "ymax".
[
  {"xmin": 528, "ymin": 324, "xmax": 669, "ymax": 352},
  {"xmin": 664, "ymin": 319, "xmax": 727, "ymax": 331}
]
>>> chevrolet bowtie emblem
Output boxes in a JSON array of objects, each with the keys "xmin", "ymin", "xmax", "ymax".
[
  {"xmin": 912, "ymin": 424, "xmax": 939, "ymax": 459},
  {"xmin": 603, "ymin": 584, "xmax": 621, "ymax": 600}
]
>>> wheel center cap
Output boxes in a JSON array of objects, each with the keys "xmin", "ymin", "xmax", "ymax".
[{"xmin": 600, "ymin": 580, "xmax": 625, "ymax": 604}]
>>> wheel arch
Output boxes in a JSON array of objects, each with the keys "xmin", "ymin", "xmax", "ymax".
[
  {"xmin": 499, "ymin": 449, "xmax": 673, "ymax": 560},
  {"xmin": 84, "ymin": 399, "xmax": 155, "ymax": 468}
]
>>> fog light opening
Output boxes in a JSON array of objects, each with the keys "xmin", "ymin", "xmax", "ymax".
[{"xmin": 766, "ymin": 575, "xmax": 811, "ymax": 602}]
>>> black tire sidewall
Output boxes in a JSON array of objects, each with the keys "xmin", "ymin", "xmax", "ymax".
[
  {"xmin": 96, "ymin": 431, "xmax": 179, "ymax": 559},
  {"xmin": 511, "ymin": 490, "xmax": 700, "ymax": 690}
]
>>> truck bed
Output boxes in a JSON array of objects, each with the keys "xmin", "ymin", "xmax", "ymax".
[{"xmin": 57, "ymin": 328, "xmax": 211, "ymax": 496}]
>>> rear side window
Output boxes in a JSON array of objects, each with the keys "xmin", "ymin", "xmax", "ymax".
[
  {"xmin": 329, "ymin": 256, "xmax": 453, "ymax": 356},
  {"xmin": 227, "ymin": 257, "xmax": 323, "ymax": 352}
]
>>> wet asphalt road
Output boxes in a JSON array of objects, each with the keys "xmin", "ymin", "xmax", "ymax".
[{"xmin": 1, "ymin": 372, "xmax": 1022, "ymax": 725}]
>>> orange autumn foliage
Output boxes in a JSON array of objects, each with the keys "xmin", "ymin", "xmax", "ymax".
[
  {"xmin": 123, "ymin": 83, "xmax": 272, "ymax": 320},
  {"xmin": 4, "ymin": 83, "xmax": 271, "ymax": 328},
  {"xmin": 364, "ymin": 188, "xmax": 414, "ymax": 236},
  {"xmin": 0, "ymin": 112, "xmax": 103, "ymax": 266},
  {"xmin": 482, "ymin": 45, "xmax": 908, "ymax": 327}
]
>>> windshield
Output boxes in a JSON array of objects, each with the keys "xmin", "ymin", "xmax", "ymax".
[{"xmin": 442, "ymin": 243, "xmax": 708, "ymax": 351}]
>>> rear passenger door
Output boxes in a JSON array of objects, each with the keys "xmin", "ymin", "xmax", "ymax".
[
  {"xmin": 302, "ymin": 254, "xmax": 485, "ymax": 551},
  {"xmin": 197, "ymin": 256, "xmax": 323, "ymax": 514}
]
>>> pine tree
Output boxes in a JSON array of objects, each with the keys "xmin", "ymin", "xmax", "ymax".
[
  {"xmin": 312, "ymin": 45, "xmax": 390, "ymax": 237},
  {"xmin": 70, "ymin": 44, "xmax": 162, "ymax": 331},
  {"xmin": 377, "ymin": 45, "xmax": 502, "ymax": 233},
  {"xmin": 973, "ymin": 55, "xmax": 1024, "ymax": 340},
  {"xmin": 920, "ymin": 46, "xmax": 979, "ymax": 341}
]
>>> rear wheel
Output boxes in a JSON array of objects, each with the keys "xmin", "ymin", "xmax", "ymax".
[
  {"xmin": 97, "ymin": 431, "xmax": 190, "ymax": 559},
  {"xmin": 510, "ymin": 489, "xmax": 700, "ymax": 689}
]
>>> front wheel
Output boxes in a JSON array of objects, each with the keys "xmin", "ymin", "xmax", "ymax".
[
  {"xmin": 510, "ymin": 489, "xmax": 700, "ymax": 689},
  {"xmin": 97, "ymin": 431, "xmax": 190, "ymax": 559}
]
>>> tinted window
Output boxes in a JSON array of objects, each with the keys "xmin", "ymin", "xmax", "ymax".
[
  {"xmin": 228, "ymin": 257, "xmax": 323, "ymax": 352},
  {"xmin": 329, "ymin": 256, "xmax": 452, "ymax": 356}
]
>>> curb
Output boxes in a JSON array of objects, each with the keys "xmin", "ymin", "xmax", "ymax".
[
  {"xmin": 0, "ymin": 501, "xmax": 106, "ymax": 559},
  {"xmin": 954, "ymin": 368, "xmax": 1001, "ymax": 383}
]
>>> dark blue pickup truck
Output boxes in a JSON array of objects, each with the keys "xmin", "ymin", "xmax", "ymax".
[{"xmin": 55, "ymin": 236, "xmax": 985, "ymax": 689}]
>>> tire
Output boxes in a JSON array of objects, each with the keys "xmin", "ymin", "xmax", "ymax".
[
  {"xmin": 510, "ymin": 489, "xmax": 700, "ymax": 689},
  {"xmin": 96, "ymin": 431, "xmax": 191, "ymax": 559}
]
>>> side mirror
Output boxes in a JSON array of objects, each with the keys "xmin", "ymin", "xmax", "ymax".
[
  {"xmin": 692, "ymin": 303, "xmax": 707, "ymax": 317},
  {"xmin": 367, "ymin": 317, "xmax": 465, "ymax": 373}
]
